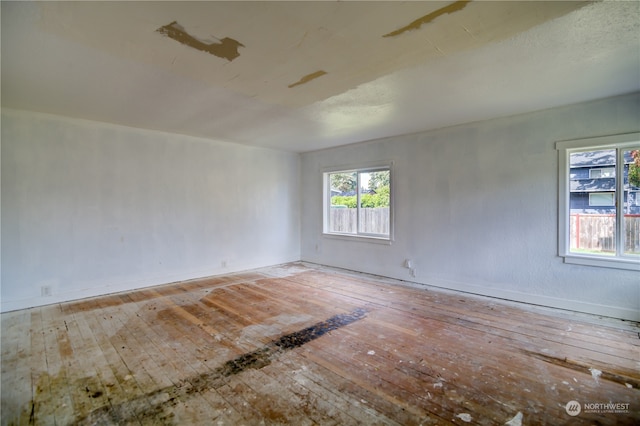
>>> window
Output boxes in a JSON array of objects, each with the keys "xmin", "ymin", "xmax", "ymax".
[
  {"xmin": 589, "ymin": 192, "xmax": 615, "ymax": 206},
  {"xmin": 557, "ymin": 133, "xmax": 640, "ymax": 270},
  {"xmin": 323, "ymin": 164, "xmax": 392, "ymax": 241},
  {"xmin": 589, "ymin": 167, "xmax": 615, "ymax": 178}
]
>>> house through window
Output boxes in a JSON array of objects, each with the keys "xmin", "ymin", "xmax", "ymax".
[
  {"xmin": 557, "ymin": 133, "xmax": 640, "ymax": 270},
  {"xmin": 323, "ymin": 165, "xmax": 392, "ymax": 240}
]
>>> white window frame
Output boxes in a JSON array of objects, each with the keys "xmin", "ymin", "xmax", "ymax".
[
  {"xmin": 322, "ymin": 161, "xmax": 394, "ymax": 243},
  {"xmin": 556, "ymin": 132, "xmax": 640, "ymax": 271}
]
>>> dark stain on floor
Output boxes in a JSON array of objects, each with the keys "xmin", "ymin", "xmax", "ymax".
[{"xmin": 74, "ymin": 307, "xmax": 368, "ymax": 424}]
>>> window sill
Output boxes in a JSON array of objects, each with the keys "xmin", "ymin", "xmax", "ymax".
[
  {"xmin": 322, "ymin": 233, "xmax": 393, "ymax": 245},
  {"xmin": 561, "ymin": 254, "xmax": 640, "ymax": 271}
]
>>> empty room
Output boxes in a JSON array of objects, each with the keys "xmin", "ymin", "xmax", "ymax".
[{"xmin": 1, "ymin": 1, "xmax": 639, "ymax": 425}]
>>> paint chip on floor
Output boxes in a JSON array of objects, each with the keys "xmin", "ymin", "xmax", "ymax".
[
  {"xmin": 367, "ymin": 350, "xmax": 375, "ymax": 355},
  {"xmin": 455, "ymin": 413, "xmax": 472, "ymax": 422},
  {"xmin": 504, "ymin": 411, "xmax": 523, "ymax": 426},
  {"xmin": 589, "ymin": 367, "xmax": 602, "ymax": 383}
]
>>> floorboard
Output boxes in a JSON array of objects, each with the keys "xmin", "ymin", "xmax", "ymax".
[{"xmin": 1, "ymin": 263, "xmax": 638, "ymax": 425}]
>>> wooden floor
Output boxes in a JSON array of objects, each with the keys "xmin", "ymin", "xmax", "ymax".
[{"xmin": 1, "ymin": 263, "xmax": 638, "ymax": 425}]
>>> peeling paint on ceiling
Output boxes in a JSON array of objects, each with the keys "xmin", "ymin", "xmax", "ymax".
[
  {"xmin": 156, "ymin": 21, "xmax": 244, "ymax": 62},
  {"xmin": 2, "ymin": 1, "xmax": 638, "ymax": 152},
  {"xmin": 383, "ymin": 0, "xmax": 470, "ymax": 38},
  {"xmin": 288, "ymin": 71, "xmax": 328, "ymax": 89},
  {"xmin": 30, "ymin": 1, "xmax": 590, "ymax": 108}
]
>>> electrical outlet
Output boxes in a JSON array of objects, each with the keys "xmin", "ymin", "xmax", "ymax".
[
  {"xmin": 221, "ymin": 260, "xmax": 227, "ymax": 268},
  {"xmin": 41, "ymin": 286, "xmax": 52, "ymax": 297}
]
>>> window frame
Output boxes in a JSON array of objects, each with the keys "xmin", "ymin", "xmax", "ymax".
[
  {"xmin": 322, "ymin": 161, "xmax": 394, "ymax": 243},
  {"xmin": 588, "ymin": 192, "xmax": 615, "ymax": 207},
  {"xmin": 589, "ymin": 167, "xmax": 615, "ymax": 179},
  {"xmin": 556, "ymin": 132, "xmax": 640, "ymax": 271}
]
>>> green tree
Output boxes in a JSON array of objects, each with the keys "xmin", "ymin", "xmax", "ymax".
[
  {"xmin": 375, "ymin": 185, "xmax": 390, "ymax": 207},
  {"xmin": 330, "ymin": 172, "xmax": 357, "ymax": 193},
  {"xmin": 368, "ymin": 171, "xmax": 390, "ymax": 191},
  {"xmin": 630, "ymin": 150, "xmax": 640, "ymax": 188},
  {"xmin": 330, "ymin": 170, "xmax": 390, "ymax": 208}
]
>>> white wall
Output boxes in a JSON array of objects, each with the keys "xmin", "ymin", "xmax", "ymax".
[
  {"xmin": 300, "ymin": 93, "xmax": 640, "ymax": 321},
  {"xmin": 3, "ymin": 95, "xmax": 638, "ymax": 320},
  {"xmin": 1, "ymin": 109, "xmax": 300, "ymax": 312}
]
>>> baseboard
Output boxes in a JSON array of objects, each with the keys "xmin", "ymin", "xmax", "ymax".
[
  {"xmin": 299, "ymin": 261, "xmax": 640, "ymax": 322},
  {"xmin": 1, "ymin": 255, "xmax": 300, "ymax": 313},
  {"xmin": 418, "ymin": 276, "xmax": 640, "ymax": 323}
]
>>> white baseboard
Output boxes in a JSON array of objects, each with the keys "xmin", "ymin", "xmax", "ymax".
[
  {"xmin": 300, "ymin": 261, "xmax": 640, "ymax": 322},
  {"xmin": 1, "ymin": 255, "xmax": 300, "ymax": 313},
  {"xmin": 418, "ymin": 276, "xmax": 640, "ymax": 322}
]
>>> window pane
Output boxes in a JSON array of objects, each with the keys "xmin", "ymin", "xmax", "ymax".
[
  {"xmin": 589, "ymin": 167, "xmax": 615, "ymax": 178},
  {"xmin": 358, "ymin": 170, "xmax": 390, "ymax": 236},
  {"xmin": 557, "ymin": 133, "xmax": 640, "ymax": 269},
  {"xmin": 589, "ymin": 192, "xmax": 614, "ymax": 206},
  {"xmin": 325, "ymin": 167, "xmax": 391, "ymax": 239},
  {"xmin": 569, "ymin": 150, "xmax": 616, "ymax": 255},
  {"xmin": 624, "ymin": 149, "xmax": 640, "ymax": 255},
  {"xmin": 329, "ymin": 172, "xmax": 357, "ymax": 234}
]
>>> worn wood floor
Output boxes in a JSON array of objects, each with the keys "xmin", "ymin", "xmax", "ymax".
[{"xmin": 1, "ymin": 263, "xmax": 639, "ymax": 425}]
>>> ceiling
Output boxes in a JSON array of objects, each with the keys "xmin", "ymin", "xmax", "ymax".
[{"xmin": 2, "ymin": 1, "xmax": 639, "ymax": 153}]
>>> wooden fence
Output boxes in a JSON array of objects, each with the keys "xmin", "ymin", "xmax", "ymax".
[
  {"xmin": 330, "ymin": 207, "xmax": 389, "ymax": 235},
  {"xmin": 570, "ymin": 214, "xmax": 640, "ymax": 253},
  {"xmin": 330, "ymin": 210, "xmax": 639, "ymax": 253}
]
